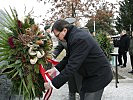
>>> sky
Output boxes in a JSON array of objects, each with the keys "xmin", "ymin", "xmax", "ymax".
[
  {"xmin": 0, "ymin": 0, "xmax": 122, "ymax": 27},
  {"xmin": 0, "ymin": 0, "xmax": 52, "ymax": 29}
]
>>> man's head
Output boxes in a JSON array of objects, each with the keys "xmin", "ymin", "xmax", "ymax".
[
  {"xmin": 121, "ymin": 30, "xmax": 126, "ymax": 36},
  {"xmin": 52, "ymin": 20, "xmax": 70, "ymax": 41}
]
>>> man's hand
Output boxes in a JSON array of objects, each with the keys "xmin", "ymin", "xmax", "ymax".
[
  {"xmin": 44, "ymin": 82, "xmax": 52, "ymax": 90},
  {"xmin": 46, "ymin": 68, "xmax": 56, "ymax": 78}
]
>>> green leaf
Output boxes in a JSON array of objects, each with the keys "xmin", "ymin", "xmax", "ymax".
[
  {"xmin": 0, "ymin": 30, "xmax": 10, "ymax": 37},
  {"xmin": 27, "ymin": 73, "xmax": 33, "ymax": 89},
  {"xmin": 0, "ymin": 56, "xmax": 9, "ymax": 62},
  {"xmin": 15, "ymin": 60, "xmax": 22, "ymax": 64},
  {"xmin": 0, "ymin": 22, "xmax": 12, "ymax": 30},
  {"xmin": 0, "ymin": 61, "xmax": 8, "ymax": 69},
  {"xmin": 34, "ymin": 64, "xmax": 39, "ymax": 73},
  {"xmin": 0, "ymin": 34, "xmax": 8, "ymax": 41},
  {"xmin": 11, "ymin": 71, "xmax": 19, "ymax": 79},
  {"xmin": 19, "ymin": 80, "xmax": 22, "ymax": 98},
  {"xmin": 0, "ymin": 44, "xmax": 10, "ymax": 49},
  {"xmin": 32, "ymin": 85, "xmax": 36, "ymax": 97},
  {"xmin": 5, "ymin": 64, "xmax": 16, "ymax": 69},
  {"xmin": 0, "ymin": 67, "xmax": 16, "ymax": 75},
  {"xmin": 4, "ymin": 8, "xmax": 16, "ymax": 25},
  {"xmin": 9, "ymin": 6, "xmax": 17, "ymax": 25},
  {"xmin": 0, "ymin": 48, "xmax": 10, "ymax": 52},
  {"xmin": 0, "ymin": 16, "xmax": 13, "ymax": 28},
  {"xmin": 0, "ymin": 51, "xmax": 9, "ymax": 56},
  {"xmin": 22, "ymin": 79, "xmax": 30, "ymax": 96}
]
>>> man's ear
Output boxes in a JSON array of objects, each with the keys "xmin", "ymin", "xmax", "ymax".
[
  {"xmin": 61, "ymin": 28, "xmax": 67, "ymax": 37},
  {"xmin": 63, "ymin": 28, "xmax": 67, "ymax": 33}
]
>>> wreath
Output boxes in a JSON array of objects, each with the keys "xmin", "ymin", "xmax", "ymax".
[{"xmin": 0, "ymin": 7, "xmax": 53, "ymax": 99}]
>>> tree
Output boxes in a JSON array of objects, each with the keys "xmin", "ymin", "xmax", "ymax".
[
  {"xmin": 115, "ymin": 0, "xmax": 133, "ymax": 35},
  {"xmin": 96, "ymin": 30, "xmax": 113, "ymax": 60},
  {"xmin": 85, "ymin": 2, "xmax": 117, "ymax": 35},
  {"xmin": 37, "ymin": 0, "xmax": 111, "ymax": 26}
]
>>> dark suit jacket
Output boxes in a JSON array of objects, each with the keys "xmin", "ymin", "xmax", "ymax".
[
  {"xmin": 52, "ymin": 25, "xmax": 113, "ymax": 92},
  {"xmin": 118, "ymin": 34, "xmax": 130, "ymax": 53}
]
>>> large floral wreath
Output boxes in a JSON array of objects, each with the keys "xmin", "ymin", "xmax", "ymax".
[{"xmin": 0, "ymin": 7, "xmax": 53, "ymax": 99}]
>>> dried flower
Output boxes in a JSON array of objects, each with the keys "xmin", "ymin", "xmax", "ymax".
[
  {"xmin": 17, "ymin": 20, "xmax": 22, "ymax": 28},
  {"xmin": 31, "ymin": 24, "xmax": 39, "ymax": 33},
  {"xmin": 8, "ymin": 37, "xmax": 15, "ymax": 48},
  {"xmin": 36, "ymin": 40, "xmax": 44, "ymax": 45}
]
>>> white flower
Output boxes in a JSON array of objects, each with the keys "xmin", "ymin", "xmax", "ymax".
[
  {"xmin": 28, "ymin": 47, "xmax": 37, "ymax": 55},
  {"xmin": 36, "ymin": 50, "xmax": 45, "ymax": 58},
  {"xmin": 30, "ymin": 57, "xmax": 38, "ymax": 64}
]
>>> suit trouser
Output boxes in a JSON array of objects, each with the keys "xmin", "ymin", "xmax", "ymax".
[
  {"xmin": 118, "ymin": 52, "xmax": 127, "ymax": 66},
  {"xmin": 68, "ymin": 72, "xmax": 82, "ymax": 100},
  {"xmin": 68, "ymin": 72, "xmax": 82, "ymax": 93},
  {"xmin": 80, "ymin": 88, "xmax": 104, "ymax": 100}
]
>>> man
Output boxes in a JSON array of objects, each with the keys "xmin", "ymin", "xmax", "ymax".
[
  {"xmin": 44, "ymin": 20, "xmax": 113, "ymax": 100},
  {"xmin": 52, "ymin": 40, "xmax": 82, "ymax": 100},
  {"xmin": 51, "ymin": 17, "xmax": 82, "ymax": 100},
  {"xmin": 118, "ymin": 30, "xmax": 130, "ymax": 68}
]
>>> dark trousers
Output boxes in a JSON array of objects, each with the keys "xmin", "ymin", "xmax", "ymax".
[
  {"xmin": 68, "ymin": 72, "xmax": 82, "ymax": 93},
  {"xmin": 68, "ymin": 72, "xmax": 82, "ymax": 100},
  {"xmin": 80, "ymin": 89, "xmax": 104, "ymax": 100},
  {"xmin": 118, "ymin": 52, "xmax": 127, "ymax": 66},
  {"xmin": 130, "ymin": 55, "xmax": 133, "ymax": 70}
]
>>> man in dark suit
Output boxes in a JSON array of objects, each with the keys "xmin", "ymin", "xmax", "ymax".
[
  {"xmin": 52, "ymin": 41, "xmax": 82, "ymax": 100},
  {"xmin": 118, "ymin": 30, "xmax": 130, "ymax": 68},
  {"xmin": 44, "ymin": 19, "xmax": 82, "ymax": 100},
  {"xmin": 52, "ymin": 17, "xmax": 82, "ymax": 100},
  {"xmin": 44, "ymin": 20, "xmax": 113, "ymax": 100}
]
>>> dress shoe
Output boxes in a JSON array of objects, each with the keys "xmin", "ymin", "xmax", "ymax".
[
  {"xmin": 117, "ymin": 64, "xmax": 122, "ymax": 66},
  {"xmin": 69, "ymin": 93, "xmax": 76, "ymax": 100}
]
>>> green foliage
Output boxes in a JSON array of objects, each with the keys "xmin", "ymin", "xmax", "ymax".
[
  {"xmin": 115, "ymin": 0, "xmax": 133, "ymax": 34},
  {"xmin": 85, "ymin": 6, "xmax": 116, "ymax": 35},
  {"xmin": 95, "ymin": 30, "xmax": 113, "ymax": 60}
]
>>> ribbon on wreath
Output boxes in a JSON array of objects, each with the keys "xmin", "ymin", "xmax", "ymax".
[
  {"xmin": 39, "ymin": 64, "xmax": 53, "ymax": 100},
  {"xmin": 47, "ymin": 58, "xmax": 59, "ymax": 66},
  {"xmin": 47, "ymin": 58, "xmax": 59, "ymax": 77},
  {"xmin": 39, "ymin": 59, "xmax": 59, "ymax": 100}
]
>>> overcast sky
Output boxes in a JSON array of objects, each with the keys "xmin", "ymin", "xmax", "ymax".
[{"xmin": 0, "ymin": 0, "xmax": 122, "ymax": 27}]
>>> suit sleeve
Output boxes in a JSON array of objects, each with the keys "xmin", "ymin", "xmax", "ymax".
[{"xmin": 52, "ymin": 39, "xmax": 92, "ymax": 89}]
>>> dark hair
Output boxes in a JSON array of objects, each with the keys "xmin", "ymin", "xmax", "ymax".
[{"xmin": 52, "ymin": 20, "xmax": 70, "ymax": 32}]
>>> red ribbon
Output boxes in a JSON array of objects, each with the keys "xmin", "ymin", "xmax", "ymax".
[
  {"xmin": 39, "ymin": 64, "xmax": 53, "ymax": 100},
  {"xmin": 47, "ymin": 58, "xmax": 59, "ymax": 66},
  {"xmin": 39, "ymin": 59, "xmax": 59, "ymax": 100}
]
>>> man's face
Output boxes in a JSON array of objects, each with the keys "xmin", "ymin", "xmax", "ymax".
[
  {"xmin": 53, "ymin": 28, "xmax": 67, "ymax": 41},
  {"xmin": 120, "ymin": 31, "xmax": 124, "ymax": 36}
]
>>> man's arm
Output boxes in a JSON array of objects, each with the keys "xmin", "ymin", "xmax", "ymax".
[{"xmin": 52, "ymin": 39, "xmax": 92, "ymax": 89}]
